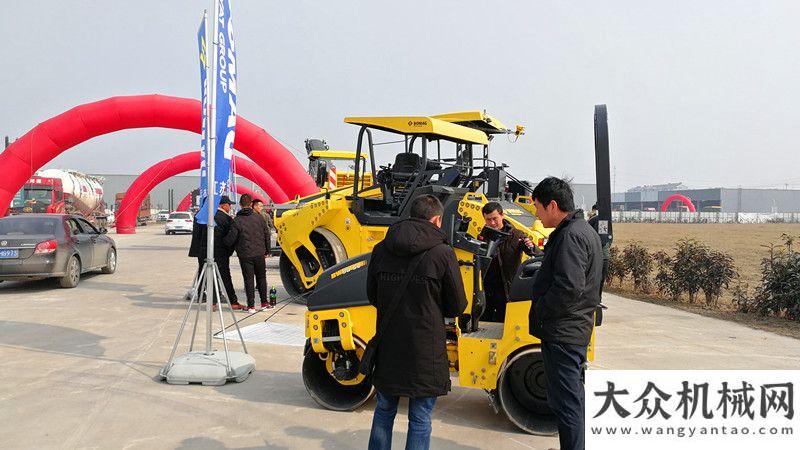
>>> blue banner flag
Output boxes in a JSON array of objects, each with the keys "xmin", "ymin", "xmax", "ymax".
[
  {"xmin": 196, "ymin": 13, "xmax": 210, "ymax": 223},
  {"xmin": 197, "ymin": 0, "xmax": 238, "ymax": 225}
]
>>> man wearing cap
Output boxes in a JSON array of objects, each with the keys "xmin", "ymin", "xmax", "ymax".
[{"xmin": 189, "ymin": 195, "xmax": 243, "ymax": 309}]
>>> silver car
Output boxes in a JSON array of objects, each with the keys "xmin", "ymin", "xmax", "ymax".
[{"xmin": 0, "ymin": 214, "xmax": 117, "ymax": 288}]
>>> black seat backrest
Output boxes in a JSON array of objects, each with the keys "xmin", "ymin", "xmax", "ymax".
[
  {"xmin": 437, "ymin": 167, "xmax": 461, "ymax": 187},
  {"xmin": 508, "ymin": 256, "xmax": 543, "ymax": 301},
  {"xmin": 393, "ymin": 153, "xmax": 421, "ymax": 175}
]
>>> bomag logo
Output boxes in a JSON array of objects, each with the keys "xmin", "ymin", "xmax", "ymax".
[
  {"xmin": 407, "ymin": 120, "xmax": 428, "ymax": 127},
  {"xmin": 330, "ymin": 260, "xmax": 367, "ymax": 279}
]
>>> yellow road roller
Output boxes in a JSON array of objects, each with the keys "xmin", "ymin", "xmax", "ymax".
[
  {"xmin": 299, "ymin": 106, "xmax": 613, "ymax": 434},
  {"xmin": 275, "ymin": 110, "xmax": 549, "ymax": 295}
]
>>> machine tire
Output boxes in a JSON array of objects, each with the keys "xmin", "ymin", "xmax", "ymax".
[
  {"xmin": 495, "ymin": 348, "xmax": 558, "ymax": 435},
  {"xmin": 279, "ymin": 252, "xmax": 307, "ymax": 297},
  {"xmin": 58, "ymin": 256, "xmax": 81, "ymax": 288},
  {"xmin": 310, "ymin": 228, "xmax": 347, "ymax": 270},
  {"xmin": 280, "ymin": 229, "xmax": 347, "ymax": 297},
  {"xmin": 302, "ymin": 338, "xmax": 374, "ymax": 411},
  {"xmin": 101, "ymin": 248, "xmax": 117, "ymax": 274}
]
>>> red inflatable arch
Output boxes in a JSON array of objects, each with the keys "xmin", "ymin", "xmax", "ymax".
[
  {"xmin": 116, "ymin": 152, "xmax": 288, "ymax": 233},
  {"xmin": 660, "ymin": 194, "xmax": 696, "ymax": 212},
  {"xmin": 175, "ymin": 183, "xmax": 261, "ymax": 212},
  {"xmin": 0, "ymin": 94, "xmax": 317, "ymax": 217}
]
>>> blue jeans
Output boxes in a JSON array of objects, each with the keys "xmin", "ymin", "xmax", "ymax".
[
  {"xmin": 368, "ymin": 391, "xmax": 437, "ymax": 450},
  {"xmin": 541, "ymin": 341, "xmax": 587, "ymax": 450}
]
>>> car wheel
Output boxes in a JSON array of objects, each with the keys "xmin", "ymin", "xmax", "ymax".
[
  {"xmin": 59, "ymin": 256, "xmax": 81, "ymax": 288},
  {"xmin": 101, "ymin": 248, "xmax": 117, "ymax": 274}
]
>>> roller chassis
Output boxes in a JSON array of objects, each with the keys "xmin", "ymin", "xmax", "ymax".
[
  {"xmin": 301, "ymin": 223, "xmax": 598, "ymax": 435},
  {"xmin": 296, "ymin": 105, "xmax": 613, "ymax": 435}
]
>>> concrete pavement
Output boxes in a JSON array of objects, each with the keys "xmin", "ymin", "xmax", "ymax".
[{"xmin": 1, "ymin": 226, "xmax": 798, "ymax": 449}]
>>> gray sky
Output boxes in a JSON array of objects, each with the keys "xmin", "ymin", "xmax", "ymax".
[{"xmin": 1, "ymin": 0, "xmax": 798, "ymax": 191}]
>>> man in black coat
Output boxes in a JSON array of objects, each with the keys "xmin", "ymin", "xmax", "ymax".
[
  {"xmin": 224, "ymin": 193, "xmax": 271, "ymax": 312},
  {"xmin": 366, "ymin": 195, "xmax": 467, "ymax": 450},
  {"xmin": 188, "ymin": 195, "xmax": 242, "ymax": 309},
  {"xmin": 478, "ymin": 201, "xmax": 537, "ymax": 322},
  {"xmin": 530, "ymin": 177, "xmax": 603, "ymax": 450}
]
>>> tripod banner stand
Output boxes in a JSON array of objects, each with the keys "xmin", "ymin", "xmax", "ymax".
[{"xmin": 159, "ymin": 0, "xmax": 254, "ymax": 386}]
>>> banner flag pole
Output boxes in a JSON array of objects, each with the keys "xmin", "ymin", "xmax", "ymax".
[{"xmin": 159, "ymin": 1, "xmax": 254, "ymax": 386}]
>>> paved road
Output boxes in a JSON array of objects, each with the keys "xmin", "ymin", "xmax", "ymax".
[{"xmin": 1, "ymin": 227, "xmax": 798, "ymax": 449}]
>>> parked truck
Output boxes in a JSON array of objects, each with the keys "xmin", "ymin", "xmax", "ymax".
[
  {"xmin": 9, "ymin": 169, "xmax": 108, "ymax": 229},
  {"xmin": 115, "ymin": 193, "xmax": 151, "ymax": 226}
]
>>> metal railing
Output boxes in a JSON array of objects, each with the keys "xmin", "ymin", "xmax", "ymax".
[{"xmin": 612, "ymin": 211, "xmax": 800, "ymax": 224}]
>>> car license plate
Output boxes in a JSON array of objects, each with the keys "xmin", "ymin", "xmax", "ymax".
[{"xmin": 0, "ymin": 249, "xmax": 19, "ymax": 259}]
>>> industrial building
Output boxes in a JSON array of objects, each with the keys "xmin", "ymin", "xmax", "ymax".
[
  {"xmin": 612, "ymin": 183, "xmax": 800, "ymax": 213},
  {"xmin": 93, "ymin": 174, "xmax": 270, "ymax": 212}
]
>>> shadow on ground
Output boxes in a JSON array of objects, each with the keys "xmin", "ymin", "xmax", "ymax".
[
  {"xmin": 127, "ymin": 293, "xmax": 194, "ymax": 310},
  {"xmin": 215, "ymin": 369, "xmax": 524, "ymax": 437},
  {"xmin": 215, "ymin": 369, "xmax": 316, "ymax": 409},
  {"xmin": 176, "ymin": 437, "xmax": 289, "ymax": 450},
  {"xmin": 0, "ymin": 320, "xmax": 106, "ymax": 357},
  {"xmin": 283, "ymin": 425, "xmax": 482, "ymax": 450},
  {"xmin": 0, "ymin": 277, "xmax": 60, "ymax": 293}
]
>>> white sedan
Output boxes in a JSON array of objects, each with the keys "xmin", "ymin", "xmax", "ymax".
[{"xmin": 165, "ymin": 212, "xmax": 193, "ymax": 235}]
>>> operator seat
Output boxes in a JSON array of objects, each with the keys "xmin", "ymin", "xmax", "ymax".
[{"xmin": 392, "ymin": 152, "xmax": 421, "ymax": 181}]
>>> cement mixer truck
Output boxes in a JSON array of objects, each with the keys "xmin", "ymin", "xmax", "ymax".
[{"xmin": 9, "ymin": 169, "xmax": 108, "ymax": 230}]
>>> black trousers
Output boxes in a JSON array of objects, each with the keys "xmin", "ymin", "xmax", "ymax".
[
  {"xmin": 239, "ymin": 256, "xmax": 267, "ymax": 307},
  {"xmin": 541, "ymin": 341, "xmax": 587, "ymax": 450},
  {"xmin": 483, "ymin": 287, "xmax": 507, "ymax": 323},
  {"xmin": 196, "ymin": 256, "xmax": 238, "ymax": 304}
]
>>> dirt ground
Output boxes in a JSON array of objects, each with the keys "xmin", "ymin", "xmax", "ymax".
[{"xmin": 610, "ymin": 222, "xmax": 800, "ymax": 338}]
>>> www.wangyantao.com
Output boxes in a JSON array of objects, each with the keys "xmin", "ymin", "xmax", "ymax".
[{"xmin": 590, "ymin": 425, "xmax": 794, "ymax": 438}]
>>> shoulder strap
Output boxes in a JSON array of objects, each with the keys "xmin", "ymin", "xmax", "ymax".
[{"xmin": 370, "ymin": 249, "xmax": 431, "ymax": 348}]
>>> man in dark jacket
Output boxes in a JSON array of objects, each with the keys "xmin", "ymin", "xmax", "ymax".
[
  {"xmin": 188, "ymin": 195, "xmax": 242, "ymax": 309},
  {"xmin": 478, "ymin": 201, "xmax": 537, "ymax": 322},
  {"xmin": 366, "ymin": 194, "xmax": 468, "ymax": 450},
  {"xmin": 224, "ymin": 194, "xmax": 271, "ymax": 312},
  {"xmin": 251, "ymin": 198, "xmax": 273, "ymax": 248},
  {"xmin": 530, "ymin": 177, "xmax": 603, "ymax": 450}
]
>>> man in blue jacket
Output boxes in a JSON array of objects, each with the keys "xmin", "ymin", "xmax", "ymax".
[{"xmin": 530, "ymin": 177, "xmax": 603, "ymax": 450}]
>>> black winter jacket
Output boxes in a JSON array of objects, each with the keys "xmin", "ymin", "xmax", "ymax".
[
  {"xmin": 479, "ymin": 220, "xmax": 536, "ymax": 299},
  {"xmin": 529, "ymin": 211, "xmax": 603, "ymax": 346},
  {"xmin": 188, "ymin": 209, "xmax": 234, "ymax": 258},
  {"xmin": 367, "ymin": 218, "xmax": 468, "ymax": 398},
  {"xmin": 223, "ymin": 208, "xmax": 271, "ymax": 259}
]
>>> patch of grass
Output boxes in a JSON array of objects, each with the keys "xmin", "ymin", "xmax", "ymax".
[
  {"xmin": 609, "ymin": 223, "xmax": 800, "ymax": 338},
  {"xmin": 613, "ymin": 223, "xmax": 800, "ymax": 306}
]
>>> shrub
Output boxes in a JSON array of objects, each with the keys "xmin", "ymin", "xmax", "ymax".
[
  {"xmin": 653, "ymin": 250, "xmax": 682, "ymax": 301},
  {"xmin": 732, "ymin": 282, "xmax": 754, "ymax": 313},
  {"xmin": 622, "ymin": 241, "xmax": 653, "ymax": 292},
  {"xmin": 700, "ymin": 250, "xmax": 738, "ymax": 306},
  {"xmin": 746, "ymin": 235, "xmax": 800, "ymax": 321},
  {"xmin": 606, "ymin": 246, "xmax": 626, "ymax": 286},
  {"xmin": 672, "ymin": 239, "xmax": 708, "ymax": 303}
]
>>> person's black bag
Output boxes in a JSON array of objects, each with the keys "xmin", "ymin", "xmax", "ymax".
[{"xmin": 359, "ymin": 249, "xmax": 430, "ymax": 376}]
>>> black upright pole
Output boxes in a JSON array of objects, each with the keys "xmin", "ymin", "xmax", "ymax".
[{"xmin": 594, "ymin": 105, "xmax": 613, "ymax": 249}]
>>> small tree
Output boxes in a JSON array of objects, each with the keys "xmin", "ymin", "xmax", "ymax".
[
  {"xmin": 750, "ymin": 235, "xmax": 800, "ymax": 321},
  {"xmin": 672, "ymin": 239, "xmax": 707, "ymax": 303},
  {"xmin": 700, "ymin": 250, "xmax": 738, "ymax": 306},
  {"xmin": 622, "ymin": 241, "xmax": 653, "ymax": 292}
]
